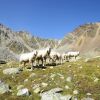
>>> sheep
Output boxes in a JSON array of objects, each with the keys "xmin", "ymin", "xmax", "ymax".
[
  {"xmin": 56, "ymin": 52, "xmax": 62, "ymax": 64},
  {"xmin": 36, "ymin": 47, "xmax": 51, "ymax": 66},
  {"xmin": 67, "ymin": 51, "xmax": 80, "ymax": 59},
  {"xmin": 61, "ymin": 53, "xmax": 69, "ymax": 63},
  {"xmin": 49, "ymin": 51, "xmax": 62, "ymax": 65},
  {"xmin": 49, "ymin": 51, "xmax": 58, "ymax": 64},
  {"xmin": 19, "ymin": 50, "xmax": 38, "ymax": 70}
]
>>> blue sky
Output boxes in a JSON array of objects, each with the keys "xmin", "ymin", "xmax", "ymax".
[{"xmin": 0, "ymin": 0, "xmax": 100, "ymax": 39}]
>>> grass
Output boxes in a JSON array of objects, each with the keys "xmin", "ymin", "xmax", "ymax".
[{"xmin": 0, "ymin": 57, "xmax": 100, "ymax": 100}]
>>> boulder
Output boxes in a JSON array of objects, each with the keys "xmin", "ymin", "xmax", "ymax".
[
  {"xmin": 17, "ymin": 88, "xmax": 30, "ymax": 96},
  {"xmin": 40, "ymin": 88, "xmax": 72, "ymax": 100},
  {"xmin": 0, "ymin": 80, "xmax": 10, "ymax": 94},
  {"xmin": 81, "ymin": 97, "xmax": 94, "ymax": 100},
  {"xmin": 3, "ymin": 68, "xmax": 21, "ymax": 75}
]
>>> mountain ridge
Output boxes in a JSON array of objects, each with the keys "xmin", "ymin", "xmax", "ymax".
[{"xmin": 0, "ymin": 22, "xmax": 100, "ymax": 61}]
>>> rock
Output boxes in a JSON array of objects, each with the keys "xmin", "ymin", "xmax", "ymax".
[
  {"xmin": 3, "ymin": 68, "xmax": 21, "ymax": 75},
  {"xmin": 73, "ymin": 90, "xmax": 79, "ymax": 95},
  {"xmin": 17, "ymin": 85, "xmax": 24, "ymax": 90},
  {"xmin": 60, "ymin": 76, "xmax": 64, "ymax": 79},
  {"xmin": 17, "ymin": 88, "xmax": 30, "ymax": 96},
  {"xmin": 41, "ymin": 82, "xmax": 48, "ymax": 87},
  {"xmin": 97, "ymin": 65, "xmax": 100, "ymax": 68},
  {"xmin": 65, "ymin": 85, "xmax": 70, "ymax": 90},
  {"xmin": 57, "ymin": 73, "xmax": 64, "ymax": 77},
  {"xmin": 0, "ymin": 81, "xmax": 10, "ymax": 94},
  {"xmin": 42, "ymin": 69, "xmax": 46, "ymax": 71},
  {"xmin": 29, "ymin": 73, "xmax": 36, "ymax": 78},
  {"xmin": 81, "ymin": 97, "xmax": 94, "ymax": 100},
  {"xmin": 33, "ymin": 87, "xmax": 41, "ymax": 93},
  {"xmin": 49, "ymin": 66, "xmax": 53, "ymax": 69},
  {"xmin": 68, "ymin": 65, "xmax": 71, "ymax": 67},
  {"xmin": 50, "ymin": 74, "xmax": 56, "ymax": 78},
  {"xmin": 40, "ymin": 88, "xmax": 72, "ymax": 100},
  {"xmin": 86, "ymin": 93, "xmax": 92, "ymax": 96},
  {"xmin": 32, "ymin": 84, "xmax": 40, "ymax": 89},
  {"xmin": 33, "ymin": 84, "xmax": 41, "ymax": 94},
  {"xmin": 24, "ymin": 79, "xmax": 28, "ymax": 83},
  {"xmin": 66, "ymin": 77, "xmax": 72, "ymax": 82},
  {"xmin": 79, "ymin": 66, "xmax": 83, "ymax": 69},
  {"xmin": 94, "ymin": 77, "xmax": 99, "ymax": 82}
]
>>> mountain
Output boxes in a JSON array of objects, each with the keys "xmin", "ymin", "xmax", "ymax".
[
  {"xmin": 58, "ymin": 22, "xmax": 100, "ymax": 57},
  {"xmin": 0, "ymin": 22, "xmax": 100, "ymax": 61},
  {"xmin": 0, "ymin": 24, "xmax": 59, "ymax": 61}
]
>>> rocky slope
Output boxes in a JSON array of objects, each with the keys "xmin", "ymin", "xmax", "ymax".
[
  {"xmin": 0, "ymin": 24, "xmax": 59, "ymax": 61},
  {"xmin": 58, "ymin": 22, "xmax": 100, "ymax": 57}
]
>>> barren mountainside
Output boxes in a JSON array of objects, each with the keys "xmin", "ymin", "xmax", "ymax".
[
  {"xmin": 0, "ymin": 22, "xmax": 100, "ymax": 61},
  {"xmin": 58, "ymin": 22, "xmax": 100, "ymax": 57},
  {"xmin": 0, "ymin": 24, "xmax": 59, "ymax": 61}
]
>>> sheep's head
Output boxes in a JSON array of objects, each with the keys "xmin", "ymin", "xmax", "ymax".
[
  {"xmin": 47, "ymin": 47, "xmax": 51, "ymax": 55},
  {"xmin": 34, "ymin": 50, "xmax": 38, "ymax": 57}
]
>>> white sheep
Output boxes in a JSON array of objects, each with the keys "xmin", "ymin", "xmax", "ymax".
[
  {"xmin": 49, "ymin": 51, "xmax": 58, "ymax": 64},
  {"xmin": 67, "ymin": 51, "xmax": 80, "ymax": 59},
  {"xmin": 49, "ymin": 51, "xmax": 62, "ymax": 64},
  {"xmin": 19, "ymin": 50, "xmax": 38, "ymax": 69},
  {"xmin": 61, "ymin": 53, "xmax": 69, "ymax": 63},
  {"xmin": 36, "ymin": 47, "xmax": 51, "ymax": 66}
]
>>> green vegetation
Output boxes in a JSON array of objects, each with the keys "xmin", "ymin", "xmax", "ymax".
[{"xmin": 0, "ymin": 57, "xmax": 100, "ymax": 100}]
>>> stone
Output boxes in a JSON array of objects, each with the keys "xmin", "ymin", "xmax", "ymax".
[
  {"xmin": 29, "ymin": 73, "xmax": 36, "ymax": 78},
  {"xmin": 49, "ymin": 66, "xmax": 53, "ymax": 69},
  {"xmin": 41, "ymin": 82, "xmax": 48, "ymax": 87},
  {"xmin": 68, "ymin": 65, "xmax": 71, "ymax": 67},
  {"xmin": 79, "ymin": 66, "xmax": 83, "ymax": 69},
  {"xmin": 17, "ymin": 88, "xmax": 30, "ymax": 96},
  {"xmin": 17, "ymin": 85, "xmax": 24, "ymax": 90},
  {"xmin": 50, "ymin": 74, "xmax": 56, "ymax": 78},
  {"xmin": 66, "ymin": 77, "xmax": 72, "ymax": 82},
  {"xmin": 32, "ymin": 84, "xmax": 40, "ymax": 89},
  {"xmin": 73, "ymin": 90, "xmax": 79, "ymax": 95},
  {"xmin": 86, "ymin": 93, "xmax": 92, "ymax": 96},
  {"xmin": 0, "ymin": 81, "xmax": 10, "ymax": 94},
  {"xmin": 94, "ymin": 77, "xmax": 99, "ymax": 82},
  {"xmin": 24, "ymin": 79, "xmax": 28, "ymax": 83},
  {"xmin": 40, "ymin": 88, "xmax": 72, "ymax": 100},
  {"xmin": 33, "ymin": 87, "xmax": 41, "ymax": 93},
  {"xmin": 81, "ymin": 97, "xmax": 94, "ymax": 100},
  {"xmin": 3, "ymin": 68, "xmax": 21, "ymax": 75},
  {"xmin": 65, "ymin": 85, "xmax": 70, "ymax": 90}
]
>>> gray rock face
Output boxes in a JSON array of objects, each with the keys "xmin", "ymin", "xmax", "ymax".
[
  {"xmin": 3, "ymin": 68, "xmax": 21, "ymax": 75},
  {"xmin": 0, "ymin": 81, "xmax": 10, "ymax": 94},
  {"xmin": 40, "ymin": 88, "xmax": 72, "ymax": 100},
  {"xmin": 17, "ymin": 88, "xmax": 30, "ymax": 96}
]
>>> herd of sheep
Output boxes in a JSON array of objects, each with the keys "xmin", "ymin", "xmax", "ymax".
[{"xmin": 19, "ymin": 47, "xmax": 80, "ymax": 70}]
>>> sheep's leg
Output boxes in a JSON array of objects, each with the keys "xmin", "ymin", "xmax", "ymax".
[
  {"xmin": 37, "ymin": 59, "xmax": 39, "ymax": 66},
  {"xmin": 75, "ymin": 56, "xmax": 76, "ymax": 59},
  {"xmin": 30, "ymin": 61, "xmax": 34, "ymax": 70},
  {"xmin": 42, "ymin": 58, "xmax": 44, "ymax": 67},
  {"xmin": 44, "ymin": 58, "xmax": 46, "ymax": 66},
  {"xmin": 29, "ymin": 61, "xmax": 33, "ymax": 70},
  {"xmin": 23, "ymin": 62, "xmax": 26, "ymax": 70}
]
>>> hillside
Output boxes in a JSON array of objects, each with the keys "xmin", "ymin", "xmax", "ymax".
[
  {"xmin": 58, "ymin": 22, "xmax": 100, "ymax": 57},
  {"xmin": 0, "ymin": 57, "xmax": 100, "ymax": 100}
]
